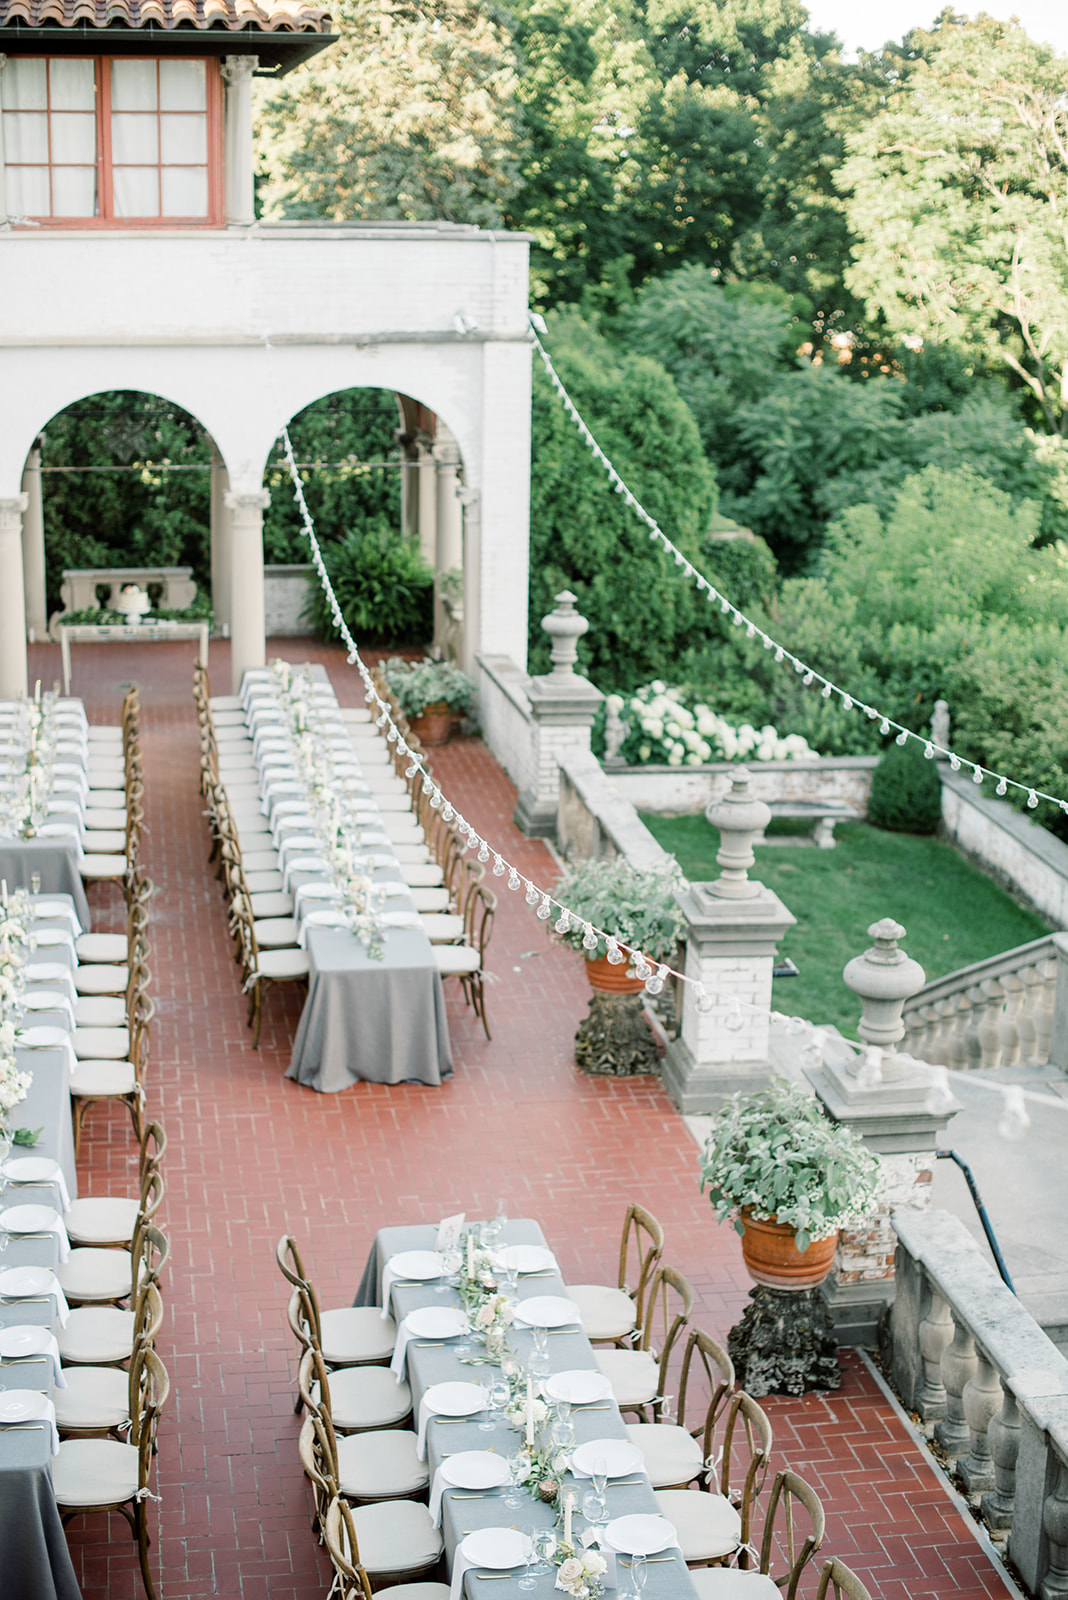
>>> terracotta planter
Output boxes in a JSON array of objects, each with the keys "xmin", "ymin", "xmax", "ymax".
[
  {"xmin": 739, "ymin": 1211, "xmax": 838, "ymax": 1290},
  {"xmin": 409, "ymin": 702, "xmax": 453, "ymax": 747},
  {"xmin": 585, "ymin": 953, "xmax": 645, "ymax": 994}
]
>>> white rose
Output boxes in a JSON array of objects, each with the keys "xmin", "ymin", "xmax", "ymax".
[
  {"xmin": 558, "ymin": 1559, "xmax": 584, "ymax": 1584},
  {"xmin": 582, "ymin": 1552, "xmax": 607, "ymax": 1576}
]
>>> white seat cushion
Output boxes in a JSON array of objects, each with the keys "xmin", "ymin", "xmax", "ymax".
[
  {"xmin": 65, "ymin": 1196, "xmax": 139, "ymax": 1246},
  {"xmin": 337, "ymin": 1428, "xmax": 429, "ymax": 1498},
  {"xmin": 57, "ymin": 1246, "xmax": 135, "ymax": 1300},
  {"xmin": 76, "ymin": 933, "xmax": 128, "ymax": 963},
  {"xmin": 242, "ymin": 850, "xmax": 280, "ymax": 873},
  {"xmin": 57, "ymin": 1305, "xmax": 135, "ymax": 1364},
  {"xmin": 87, "ymin": 727, "xmax": 123, "ymax": 742},
  {"xmin": 400, "ymin": 865, "xmax": 445, "ymax": 887},
  {"xmin": 74, "ymin": 996, "xmax": 126, "ymax": 1028},
  {"xmin": 252, "ymin": 918, "xmax": 299, "ymax": 948},
  {"xmin": 72, "ymin": 1027, "xmax": 130, "ymax": 1061},
  {"xmin": 256, "ymin": 948, "xmax": 310, "ymax": 979},
  {"xmin": 209, "ymin": 695, "xmax": 244, "ymax": 712},
  {"xmin": 420, "ymin": 913, "xmax": 465, "ymax": 943},
  {"xmin": 565, "ymin": 1284, "xmax": 637, "ymax": 1342},
  {"xmin": 81, "ymin": 830, "xmax": 127, "ymax": 854},
  {"xmin": 84, "ymin": 809, "xmax": 127, "ymax": 830},
  {"xmin": 80, "ymin": 855, "xmax": 128, "ymax": 879},
  {"xmin": 382, "ymin": 820, "xmax": 424, "ymax": 844},
  {"xmin": 69, "ymin": 1060, "xmax": 137, "ymax": 1097},
  {"xmin": 409, "ymin": 888, "xmax": 451, "ymax": 912},
  {"xmin": 320, "ymin": 1307, "xmax": 397, "ymax": 1366},
  {"xmin": 75, "ymin": 965, "xmax": 129, "ymax": 995},
  {"xmin": 433, "ymin": 946, "xmax": 481, "ymax": 976},
  {"xmin": 52, "ymin": 1437, "xmax": 139, "ymax": 1505},
  {"xmin": 595, "ymin": 1349, "xmax": 661, "ymax": 1408},
  {"xmin": 352, "ymin": 1498, "xmax": 442, "ymax": 1575},
  {"xmin": 327, "ymin": 1367, "xmax": 412, "ymax": 1431},
  {"xmin": 86, "ymin": 781, "xmax": 126, "ymax": 798},
  {"xmin": 54, "ymin": 1365, "xmax": 130, "ymax": 1431},
  {"xmin": 690, "ymin": 1572, "xmax": 778, "ymax": 1597},
  {"xmin": 654, "ymin": 1489, "xmax": 742, "ymax": 1562},
  {"xmin": 367, "ymin": 793, "xmax": 412, "ymax": 811},
  {"xmin": 378, "ymin": 1589, "xmax": 449, "ymax": 1600},
  {"xmin": 625, "ymin": 1423, "xmax": 704, "ymax": 1489},
  {"xmin": 249, "ymin": 891, "xmax": 294, "ymax": 918},
  {"xmin": 392, "ymin": 844, "xmax": 431, "ymax": 863},
  {"xmin": 212, "ymin": 709, "xmax": 247, "ymax": 725},
  {"xmin": 245, "ymin": 871, "xmax": 284, "ymax": 893}
]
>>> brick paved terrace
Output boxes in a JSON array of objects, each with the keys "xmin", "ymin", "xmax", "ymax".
[{"xmin": 27, "ymin": 634, "xmax": 1019, "ymax": 1600}]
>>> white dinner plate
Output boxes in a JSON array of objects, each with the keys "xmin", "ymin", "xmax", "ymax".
[
  {"xmin": 23, "ymin": 964, "xmax": 71, "ymax": 984},
  {"xmin": 543, "ymin": 1371, "xmax": 614, "ymax": 1405},
  {"xmin": 423, "ymin": 1382, "xmax": 487, "ymax": 1417},
  {"xmin": 512, "ymin": 1296, "xmax": 582, "ymax": 1329},
  {"xmin": 0, "ymin": 1204, "xmax": 60, "ymax": 1233},
  {"xmin": 21, "ymin": 991, "xmax": 68, "ymax": 1010},
  {"xmin": 30, "ymin": 903, "xmax": 70, "ymax": 921},
  {"xmin": 28, "ymin": 931, "xmax": 73, "ymax": 949},
  {"xmin": 496, "ymin": 1245, "xmax": 556, "ymax": 1275},
  {"xmin": 572, "ymin": 1440, "xmax": 645, "ymax": 1479},
  {"xmin": 440, "ymin": 1452, "xmax": 511, "ymax": 1491},
  {"xmin": 0, "ymin": 1325, "xmax": 49, "ymax": 1356},
  {"xmin": 16, "ymin": 1026, "xmax": 67, "ymax": 1049},
  {"xmin": 387, "ymin": 1250, "xmax": 444, "ymax": 1281},
  {"xmin": 0, "ymin": 1266, "xmax": 56, "ymax": 1296},
  {"xmin": 406, "ymin": 1307, "xmax": 467, "ymax": 1340},
  {"xmin": 1, "ymin": 1158, "xmax": 60, "ymax": 1184},
  {"xmin": 460, "ymin": 1529, "xmax": 532, "ymax": 1570},
  {"xmin": 379, "ymin": 911, "xmax": 421, "ymax": 929},
  {"xmin": 0, "ymin": 1390, "xmax": 44, "ymax": 1422},
  {"xmin": 603, "ymin": 1516, "xmax": 679, "ymax": 1556}
]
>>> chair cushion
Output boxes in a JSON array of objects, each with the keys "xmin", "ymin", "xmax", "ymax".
[
  {"xmin": 57, "ymin": 1246, "xmax": 135, "ymax": 1300},
  {"xmin": 690, "ymin": 1572, "xmax": 778, "ymax": 1597},
  {"xmin": 337, "ymin": 1428, "xmax": 429, "ymax": 1498},
  {"xmin": 209, "ymin": 695, "xmax": 244, "ymax": 712},
  {"xmin": 654, "ymin": 1489, "xmax": 742, "ymax": 1562},
  {"xmin": 72, "ymin": 1027, "xmax": 130, "ymax": 1062},
  {"xmin": 326, "ymin": 1368, "xmax": 412, "ymax": 1431},
  {"xmin": 392, "ymin": 845, "xmax": 431, "ymax": 864},
  {"xmin": 409, "ymin": 889, "xmax": 451, "ymax": 912},
  {"xmin": 75, "ymin": 933, "xmax": 127, "ymax": 963},
  {"xmin": 54, "ymin": 1364, "xmax": 131, "ymax": 1430},
  {"xmin": 52, "ymin": 1437, "xmax": 139, "ymax": 1505},
  {"xmin": 86, "ymin": 781, "xmax": 126, "ymax": 799},
  {"xmin": 70, "ymin": 1060, "xmax": 137, "ymax": 1097},
  {"xmin": 65, "ymin": 1196, "xmax": 139, "ymax": 1246},
  {"xmin": 382, "ymin": 820, "xmax": 424, "ymax": 844},
  {"xmin": 352, "ymin": 1498, "xmax": 443, "ymax": 1576},
  {"xmin": 320, "ymin": 1307, "xmax": 397, "ymax": 1366},
  {"xmin": 252, "ymin": 917, "xmax": 299, "ymax": 948},
  {"xmin": 625, "ymin": 1423, "xmax": 704, "ymax": 1489},
  {"xmin": 242, "ymin": 851, "xmax": 280, "ymax": 873},
  {"xmin": 249, "ymin": 891, "xmax": 294, "ymax": 918},
  {"xmin": 595, "ymin": 1349, "xmax": 661, "ymax": 1408},
  {"xmin": 368, "ymin": 793, "xmax": 412, "ymax": 811},
  {"xmin": 400, "ymin": 865, "xmax": 445, "ymax": 887},
  {"xmin": 74, "ymin": 996, "xmax": 127, "ymax": 1028},
  {"xmin": 245, "ymin": 871, "xmax": 285, "ymax": 893},
  {"xmin": 433, "ymin": 946, "xmax": 481, "ymax": 976},
  {"xmin": 84, "ymin": 810, "xmax": 128, "ymax": 830},
  {"xmin": 80, "ymin": 855, "xmax": 128, "ymax": 879},
  {"xmin": 87, "ymin": 727, "xmax": 123, "ymax": 743},
  {"xmin": 57, "ymin": 1305, "xmax": 135, "ymax": 1364},
  {"xmin": 75, "ymin": 965, "xmax": 129, "ymax": 996},
  {"xmin": 566, "ymin": 1285, "xmax": 637, "ymax": 1342},
  {"xmin": 420, "ymin": 914, "xmax": 465, "ymax": 943},
  {"xmin": 379, "ymin": 1589, "xmax": 450, "ymax": 1600},
  {"xmin": 81, "ymin": 831, "xmax": 127, "ymax": 855},
  {"xmin": 256, "ymin": 948, "xmax": 310, "ymax": 979}
]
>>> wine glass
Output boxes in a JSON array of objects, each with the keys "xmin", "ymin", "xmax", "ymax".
[
  {"xmin": 442, "ymin": 1248, "xmax": 462, "ymax": 1289},
  {"xmin": 625, "ymin": 1553, "xmax": 649, "ymax": 1596},
  {"xmin": 480, "ymin": 1379, "xmax": 508, "ymax": 1431},
  {"xmin": 504, "ymin": 1451, "xmax": 527, "ymax": 1509},
  {"xmin": 535, "ymin": 1528, "xmax": 557, "ymax": 1574},
  {"xmin": 30, "ymin": 873, "xmax": 40, "ymax": 895},
  {"xmin": 518, "ymin": 1526, "xmax": 539, "ymax": 1592},
  {"xmin": 530, "ymin": 1324, "xmax": 550, "ymax": 1377},
  {"xmin": 582, "ymin": 1455, "xmax": 608, "ymax": 1525}
]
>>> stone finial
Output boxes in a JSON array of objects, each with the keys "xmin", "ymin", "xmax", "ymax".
[
  {"xmin": 541, "ymin": 590, "xmax": 589, "ymax": 676},
  {"xmin": 843, "ymin": 919, "xmax": 926, "ymax": 1052},
  {"xmin": 932, "ymin": 699, "xmax": 950, "ymax": 751},
  {"xmin": 703, "ymin": 766, "xmax": 771, "ymax": 900}
]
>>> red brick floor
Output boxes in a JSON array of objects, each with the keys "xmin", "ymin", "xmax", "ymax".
[{"xmin": 27, "ymin": 636, "xmax": 1015, "ymax": 1600}]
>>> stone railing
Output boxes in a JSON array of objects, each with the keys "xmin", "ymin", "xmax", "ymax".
[
  {"xmin": 557, "ymin": 752, "xmax": 675, "ymax": 873},
  {"xmin": 887, "ymin": 1207, "xmax": 1068, "ymax": 1596},
  {"xmin": 604, "ymin": 753, "xmax": 878, "ymax": 818},
  {"xmin": 940, "ymin": 769, "xmax": 1068, "ymax": 927},
  {"xmin": 901, "ymin": 934, "xmax": 1067, "ymax": 1071}
]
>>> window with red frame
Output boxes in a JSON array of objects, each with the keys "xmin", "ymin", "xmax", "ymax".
[{"xmin": 2, "ymin": 55, "xmax": 222, "ymax": 223}]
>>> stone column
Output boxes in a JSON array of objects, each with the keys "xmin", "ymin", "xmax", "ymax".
[
  {"xmin": 221, "ymin": 56, "xmax": 258, "ymax": 226},
  {"xmin": 514, "ymin": 591, "xmax": 603, "ymax": 836},
  {"xmin": 20, "ymin": 443, "xmax": 47, "ymax": 640},
  {"xmin": 225, "ymin": 489, "xmax": 269, "ymax": 693},
  {"xmin": 661, "ymin": 768, "xmax": 796, "ymax": 1113},
  {"xmin": 0, "ymin": 493, "xmax": 29, "ymax": 697},
  {"xmin": 416, "ymin": 433, "xmax": 437, "ymax": 568},
  {"xmin": 459, "ymin": 486, "xmax": 480, "ymax": 680},
  {"xmin": 209, "ymin": 446, "xmax": 232, "ymax": 635},
  {"xmin": 1050, "ymin": 932, "xmax": 1068, "ymax": 1072},
  {"xmin": 434, "ymin": 428, "xmax": 463, "ymax": 653},
  {"xmin": 0, "ymin": 55, "xmax": 9, "ymax": 224}
]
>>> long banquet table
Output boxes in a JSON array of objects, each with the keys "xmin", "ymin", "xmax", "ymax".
[
  {"xmin": 0, "ymin": 894, "xmax": 84, "ymax": 1600},
  {"xmin": 356, "ymin": 1222, "xmax": 701, "ymax": 1599}
]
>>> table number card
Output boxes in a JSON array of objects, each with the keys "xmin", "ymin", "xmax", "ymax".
[{"xmin": 435, "ymin": 1213, "xmax": 465, "ymax": 1251}]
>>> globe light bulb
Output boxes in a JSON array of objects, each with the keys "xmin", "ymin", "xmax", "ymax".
[
  {"xmin": 605, "ymin": 940, "xmax": 626, "ymax": 966},
  {"xmin": 554, "ymin": 911, "xmax": 571, "ymax": 935},
  {"xmin": 507, "ymin": 869, "xmax": 521, "ymax": 892},
  {"xmin": 536, "ymin": 895, "xmax": 553, "ymax": 921},
  {"xmin": 525, "ymin": 881, "xmax": 540, "ymax": 906},
  {"xmin": 492, "ymin": 856, "xmax": 506, "ymax": 878},
  {"xmin": 582, "ymin": 923, "xmax": 599, "ymax": 951}
]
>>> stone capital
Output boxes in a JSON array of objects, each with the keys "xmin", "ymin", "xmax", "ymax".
[
  {"xmin": 224, "ymin": 489, "xmax": 270, "ymax": 518},
  {"xmin": 221, "ymin": 55, "xmax": 259, "ymax": 85},
  {"xmin": 0, "ymin": 492, "xmax": 30, "ymax": 535}
]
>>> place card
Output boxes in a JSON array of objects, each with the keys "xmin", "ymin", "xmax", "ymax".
[{"xmin": 436, "ymin": 1213, "xmax": 465, "ymax": 1250}]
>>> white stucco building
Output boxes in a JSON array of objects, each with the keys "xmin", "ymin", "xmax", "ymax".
[{"xmin": 0, "ymin": 0, "xmax": 533, "ymax": 694}]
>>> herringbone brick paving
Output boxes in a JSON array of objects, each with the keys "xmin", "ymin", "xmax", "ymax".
[{"xmin": 27, "ymin": 636, "xmax": 1014, "ymax": 1600}]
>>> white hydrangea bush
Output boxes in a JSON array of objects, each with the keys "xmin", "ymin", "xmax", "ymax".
[{"xmin": 605, "ymin": 683, "xmax": 820, "ymax": 767}]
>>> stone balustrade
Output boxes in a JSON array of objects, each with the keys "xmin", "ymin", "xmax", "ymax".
[
  {"xmin": 902, "ymin": 934, "xmax": 1066, "ymax": 1071},
  {"xmin": 887, "ymin": 1207, "xmax": 1068, "ymax": 1595}
]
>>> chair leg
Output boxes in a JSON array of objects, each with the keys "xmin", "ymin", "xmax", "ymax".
[
  {"xmin": 71, "ymin": 1096, "xmax": 88, "ymax": 1159},
  {"xmin": 135, "ymin": 1498, "xmax": 158, "ymax": 1600},
  {"xmin": 251, "ymin": 981, "xmax": 264, "ymax": 1049}
]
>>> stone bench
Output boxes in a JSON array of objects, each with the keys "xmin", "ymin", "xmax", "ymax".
[
  {"xmin": 59, "ymin": 566, "xmax": 197, "ymax": 616},
  {"xmin": 759, "ymin": 799, "xmax": 860, "ymax": 849}
]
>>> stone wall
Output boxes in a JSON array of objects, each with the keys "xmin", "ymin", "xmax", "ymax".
[
  {"xmin": 939, "ymin": 771, "xmax": 1068, "ymax": 926},
  {"xmin": 557, "ymin": 753, "xmax": 678, "ymax": 873},
  {"xmin": 264, "ymin": 566, "xmax": 313, "ymax": 637},
  {"xmin": 476, "ymin": 653, "xmax": 535, "ymax": 796},
  {"xmin": 607, "ymin": 755, "xmax": 878, "ymax": 816}
]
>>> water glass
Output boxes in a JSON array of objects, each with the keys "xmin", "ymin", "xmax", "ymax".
[
  {"xmin": 504, "ymin": 1451, "xmax": 527, "ymax": 1509},
  {"xmin": 30, "ymin": 873, "xmax": 40, "ymax": 895},
  {"xmin": 535, "ymin": 1529, "xmax": 557, "ymax": 1573},
  {"xmin": 518, "ymin": 1526, "xmax": 540, "ymax": 1592}
]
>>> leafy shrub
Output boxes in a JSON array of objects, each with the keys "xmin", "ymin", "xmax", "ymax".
[
  {"xmin": 597, "ymin": 682, "xmax": 820, "ymax": 766},
  {"xmin": 381, "ymin": 656, "xmax": 474, "ymax": 716},
  {"xmin": 867, "ymin": 741, "xmax": 944, "ymax": 834},
  {"xmin": 551, "ymin": 857, "xmax": 685, "ymax": 962},
  {"xmin": 302, "ymin": 518, "xmax": 433, "ymax": 645}
]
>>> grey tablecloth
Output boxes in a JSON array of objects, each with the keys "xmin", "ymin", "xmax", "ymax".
[
  {"xmin": 0, "ymin": 955, "xmax": 83, "ymax": 1599},
  {"xmin": 286, "ymin": 923, "xmax": 453, "ymax": 1091},
  {"xmin": 0, "ymin": 839, "xmax": 91, "ymax": 931},
  {"xmin": 355, "ymin": 1222, "xmax": 699, "ymax": 1600}
]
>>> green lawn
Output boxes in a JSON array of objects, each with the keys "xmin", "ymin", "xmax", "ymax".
[{"xmin": 640, "ymin": 815, "xmax": 1051, "ymax": 1038}]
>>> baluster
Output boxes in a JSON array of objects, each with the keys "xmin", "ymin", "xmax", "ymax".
[
  {"xmin": 980, "ymin": 1382, "xmax": 1019, "ymax": 1531},
  {"xmin": 976, "ymin": 977, "xmax": 1005, "ymax": 1070},
  {"xmin": 944, "ymin": 993, "xmax": 972, "ymax": 1070},
  {"xmin": 1016, "ymin": 964, "xmax": 1041, "ymax": 1068},
  {"xmin": 934, "ymin": 1312, "xmax": 977, "ymax": 1461},
  {"xmin": 1041, "ymin": 1453, "xmax": 1068, "ymax": 1600},
  {"xmin": 962, "ymin": 984, "xmax": 987, "ymax": 1069},
  {"xmin": 919, "ymin": 1001, "xmax": 940, "ymax": 1058},
  {"xmin": 902, "ymin": 1007, "xmax": 923, "ymax": 1053},
  {"xmin": 1034, "ymin": 955, "xmax": 1058, "ymax": 1065},
  {"xmin": 917, "ymin": 1283, "xmax": 953, "ymax": 1420},
  {"xmin": 998, "ymin": 971, "xmax": 1025, "ymax": 1067},
  {"xmin": 959, "ymin": 1345, "xmax": 1000, "ymax": 1491},
  {"xmin": 927, "ymin": 997, "xmax": 956, "ymax": 1066}
]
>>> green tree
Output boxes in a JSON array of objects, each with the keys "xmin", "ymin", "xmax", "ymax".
[{"xmin": 840, "ymin": 12, "xmax": 1068, "ymax": 433}]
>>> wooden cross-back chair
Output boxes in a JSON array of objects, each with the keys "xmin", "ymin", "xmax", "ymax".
[
  {"xmin": 624, "ymin": 1326, "xmax": 735, "ymax": 1490},
  {"xmin": 432, "ymin": 880, "xmax": 496, "ymax": 1039},
  {"xmin": 654, "ymin": 1389, "xmax": 775, "ymax": 1574},
  {"xmin": 814, "ymin": 1558, "xmax": 874, "ymax": 1600},
  {"xmin": 304, "ymin": 1431, "xmax": 443, "ymax": 1589},
  {"xmin": 566, "ymin": 1201, "xmax": 665, "ymax": 1346}
]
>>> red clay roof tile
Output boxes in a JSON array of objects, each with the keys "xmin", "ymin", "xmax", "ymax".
[{"xmin": 0, "ymin": 0, "xmax": 330, "ymax": 31}]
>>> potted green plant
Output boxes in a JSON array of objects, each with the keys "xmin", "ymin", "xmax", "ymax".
[
  {"xmin": 700, "ymin": 1079, "xmax": 880, "ymax": 1288},
  {"xmin": 551, "ymin": 857, "xmax": 685, "ymax": 992},
  {"xmin": 382, "ymin": 657, "xmax": 475, "ymax": 746}
]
